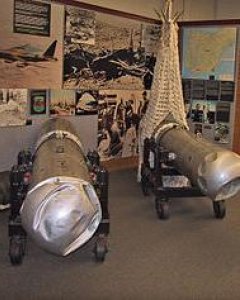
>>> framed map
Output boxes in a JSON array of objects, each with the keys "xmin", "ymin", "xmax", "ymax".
[{"xmin": 182, "ymin": 26, "xmax": 237, "ymax": 81}]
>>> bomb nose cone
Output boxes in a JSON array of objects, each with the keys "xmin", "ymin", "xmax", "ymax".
[
  {"xmin": 21, "ymin": 176, "xmax": 102, "ymax": 256},
  {"xmin": 198, "ymin": 151, "xmax": 240, "ymax": 201}
]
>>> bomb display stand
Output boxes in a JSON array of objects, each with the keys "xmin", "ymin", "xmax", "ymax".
[
  {"xmin": 140, "ymin": 130, "xmax": 240, "ymax": 220},
  {"xmin": 8, "ymin": 118, "xmax": 110, "ymax": 265}
]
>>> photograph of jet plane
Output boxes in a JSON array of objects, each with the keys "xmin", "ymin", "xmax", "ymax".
[
  {"xmin": 0, "ymin": 40, "xmax": 57, "ymax": 68},
  {"xmin": 0, "ymin": 39, "xmax": 62, "ymax": 88}
]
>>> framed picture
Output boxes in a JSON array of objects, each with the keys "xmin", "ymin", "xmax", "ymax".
[
  {"xmin": 29, "ymin": 89, "xmax": 48, "ymax": 116},
  {"xmin": 0, "ymin": 89, "xmax": 28, "ymax": 127}
]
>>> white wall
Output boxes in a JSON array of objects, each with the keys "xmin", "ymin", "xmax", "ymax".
[
  {"xmin": 76, "ymin": 0, "xmax": 240, "ymax": 21},
  {"xmin": 73, "ymin": 0, "xmax": 164, "ymax": 19},
  {"xmin": 216, "ymin": 0, "xmax": 240, "ymax": 20}
]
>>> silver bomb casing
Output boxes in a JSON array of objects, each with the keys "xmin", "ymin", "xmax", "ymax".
[
  {"xmin": 21, "ymin": 177, "xmax": 102, "ymax": 256},
  {"xmin": 20, "ymin": 118, "xmax": 102, "ymax": 256},
  {"xmin": 158, "ymin": 127, "xmax": 240, "ymax": 201}
]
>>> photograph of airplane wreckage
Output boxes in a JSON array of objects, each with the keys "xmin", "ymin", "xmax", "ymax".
[{"xmin": 63, "ymin": 9, "xmax": 160, "ymax": 90}]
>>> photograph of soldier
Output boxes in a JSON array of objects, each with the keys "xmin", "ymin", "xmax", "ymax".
[
  {"xmin": 191, "ymin": 102, "xmax": 203, "ymax": 122},
  {"xmin": 191, "ymin": 100, "xmax": 216, "ymax": 124},
  {"xmin": 98, "ymin": 90, "xmax": 149, "ymax": 160}
]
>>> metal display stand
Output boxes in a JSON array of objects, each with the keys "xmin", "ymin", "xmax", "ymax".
[
  {"xmin": 8, "ymin": 150, "xmax": 110, "ymax": 265},
  {"xmin": 140, "ymin": 137, "xmax": 226, "ymax": 220}
]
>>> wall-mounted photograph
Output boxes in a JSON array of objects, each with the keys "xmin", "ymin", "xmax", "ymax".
[
  {"xmin": 182, "ymin": 26, "xmax": 237, "ymax": 81},
  {"xmin": 214, "ymin": 123, "xmax": 230, "ymax": 144},
  {"xmin": 216, "ymin": 102, "xmax": 231, "ymax": 123},
  {"xmin": 0, "ymin": 0, "xmax": 63, "ymax": 88},
  {"xmin": 65, "ymin": 6, "xmax": 96, "ymax": 46},
  {"xmin": 75, "ymin": 90, "xmax": 98, "ymax": 115},
  {"xmin": 98, "ymin": 89, "xmax": 149, "ymax": 161},
  {"xmin": 190, "ymin": 100, "xmax": 216, "ymax": 124},
  {"xmin": 0, "ymin": 89, "xmax": 28, "ymax": 127},
  {"xmin": 50, "ymin": 89, "xmax": 75, "ymax": 116},
  {"xmin": 29, "ymin": 89, "xmax": 48, "ymax": 116},
  {"xmin": 63, "ymin": 9, "xmax": 159, "ymax": 90}
]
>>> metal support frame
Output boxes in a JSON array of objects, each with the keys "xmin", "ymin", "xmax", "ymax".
[
  {"xmin": 141, "ymin": 137, "xmax": 226, "ymax": 220},
  {"xmin": 8, "ymin": 149, "xmax": 110, "ymax": 265}
]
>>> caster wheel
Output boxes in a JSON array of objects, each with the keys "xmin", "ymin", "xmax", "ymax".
[
  {"xmin": 213, "ymin": 200, "xmax": 226, "ymax": 219},
  {"xmin": 156, "ymin": 199, "xmax": 170, "ymax": 220},
  {"xmin": 93, "ymin": 236, "xmax": 108, "ymax": 262},
  {"xmin": 9, "ymin": 236, "xmax": 25, "ymax": 265}
]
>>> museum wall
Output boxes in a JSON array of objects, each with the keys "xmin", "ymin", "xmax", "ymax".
[
  {"xmin": 76, "ymin": 0, "xmax": 240, "ymax": 21},
  {"xmin": 0, "ymin": 0, "xmax": 239, "ymax": 172}
]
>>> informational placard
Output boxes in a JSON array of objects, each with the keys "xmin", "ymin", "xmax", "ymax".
[
  {"xmin": 183, "ymin": 79, "xmax": 235, "ymax": 102},
  {"xmin": 205, "ymin": 80, "xmax": 220, "ymax": 101},
  {"xmin": 216, "ymin": 102, "xmax": 231, "ymax": 123},
  {"xmin": 220, "ymin": 81, "xmax": 235, "ymax": 102},
  {"xmin": 182, "ymin": 79, "xmax": 192, "ymax": 101},
  {"xmin": 192, "ymin": 79, "xmax": 205, "ymax": 100},
  {"xmin": 14, "ymin": 0, "xmax": 51, "ymax": 36}
]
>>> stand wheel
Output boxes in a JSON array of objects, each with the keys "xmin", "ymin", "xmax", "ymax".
[
  {"xmin": 213, "ymin": 200, "xmax": 226, "ymax": 219},
  {"xmin": 93, "ymin": 236, "xmax": 108, "ymax": 262},
  {"xmin": 156, "ymin": 199, "xmax": 170, "ymax": 220},
  {"xmin": 9, "ymin": 236, "xmax": 26, "ymax": 265}
]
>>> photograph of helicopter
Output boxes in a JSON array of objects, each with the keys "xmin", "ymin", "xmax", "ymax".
[{"xmin": 63, "ymin": 9, "xmax": 160, "ymax": 90}]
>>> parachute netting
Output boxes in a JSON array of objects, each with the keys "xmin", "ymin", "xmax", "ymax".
[{"xmin": 138, "ymin": 0, "xmax": 188, "ymax": 180}]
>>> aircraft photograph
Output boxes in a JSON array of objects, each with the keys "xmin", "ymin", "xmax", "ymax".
[
  {"xmin": 0, "ymin": 38, "xmax": 62, "ymax": 88},
  {"xmin": 0, "ymin": 40, "xmax": 58, "ymax": 68}
]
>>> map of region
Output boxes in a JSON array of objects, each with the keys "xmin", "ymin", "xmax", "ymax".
[{"xmin": 182, "ymin": 27, "xmax": 237, "ymax": 81}]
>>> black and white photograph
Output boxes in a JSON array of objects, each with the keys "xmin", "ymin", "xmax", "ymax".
[
  {"xmin": 63, "ymin": 11, "xmax": 158, "ymax": 90},
  {"xmin": 0, "ymin": 88, "xmax": 28, "ymax": 126},
  {"xmin": 191, "ymin": 100, "xmax": 216, "ymax": 124},
  {"xmin": 75, "ymin": 89, "xmax": 98, "ymax": 115},
  {"xmin": 98, "ymin": 89, "xmax": 149, "ymax": 161},
  {"xmin": 214, "ymin": 122, "xmax": 230, "ymax": 144},
  {"xmin": 142, "ymin": 23, "xmax": 161, "ymax": 55},
  {"xmin": 65, "ymin": 6, "xmax": 96, "ymax": 45},
  {"xmin": 50, "ymin": 89, "xmax": 75, "ymax": 116},
  {"xmin": 216, "ymin": 102, "xmax": 231, "ymax": 123}
]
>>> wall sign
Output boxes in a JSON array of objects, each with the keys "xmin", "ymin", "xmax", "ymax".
[{"xmin": 14, "ymin": 0, "xmax": 51, "ymax": 36}]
